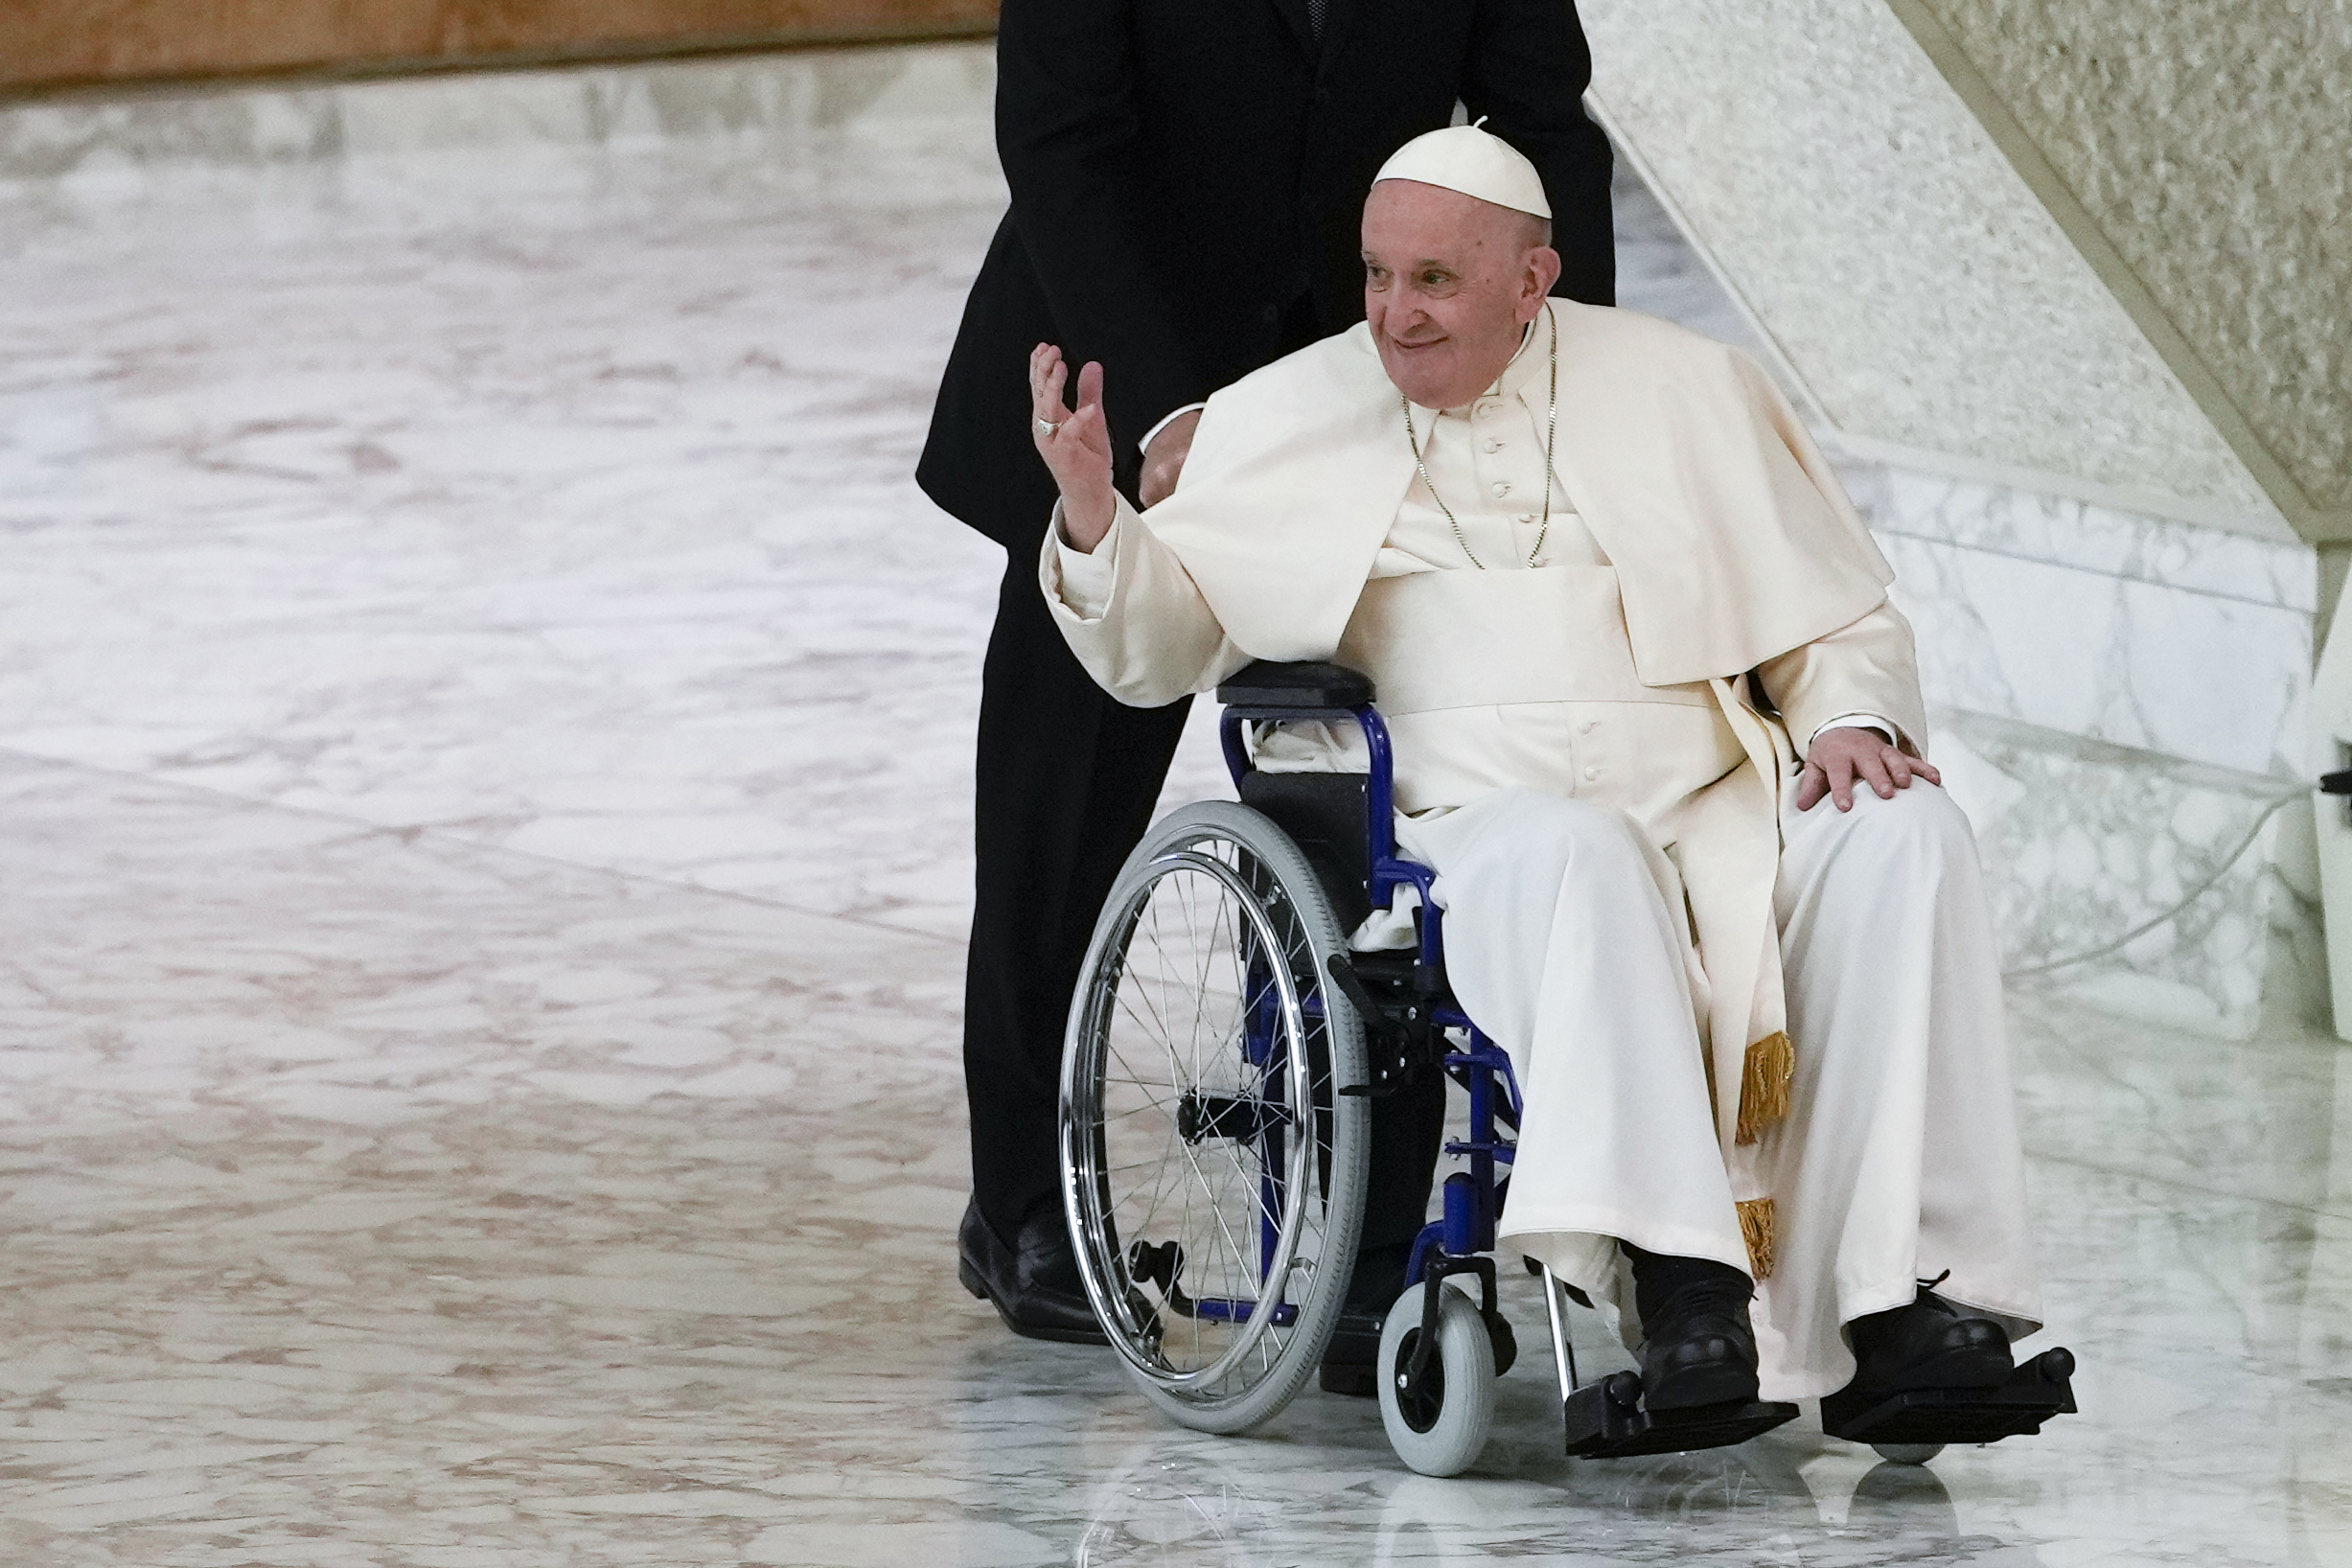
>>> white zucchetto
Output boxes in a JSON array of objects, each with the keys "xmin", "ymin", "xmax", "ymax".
[{"xmin": 1372, "ymin": 121, "xmax": 1551, "ymax": 219}]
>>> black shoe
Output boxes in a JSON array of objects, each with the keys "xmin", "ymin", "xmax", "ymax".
[
  {"xmin": 1841, "ymin": 1278, "xmax": 2014, "ymax": 1397},
  {"xmin": 1319, "ymin": 1240, "xmax": 1411, "ymax": 1396},
  {"xmin": 957, "ymin": 1198, "xmax": 1109, "ymax": 1346},
  {"xmin": 1625, "ymin": 1243, "xmax": 1761, "ymax": 1412}
]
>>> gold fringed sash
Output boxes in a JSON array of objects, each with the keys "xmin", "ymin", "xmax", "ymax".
[
  {"xmin": 1737, "ymin": 1197, "xmax": 1777, "ymax": 1280},
  {"xmin": 1734, "ymin": 1029, "xmax": 1793, "ymax": 1145}
]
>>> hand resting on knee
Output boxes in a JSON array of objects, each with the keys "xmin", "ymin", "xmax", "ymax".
[{"xmin": 1795, "ymin": 726, "xmax": 1942, "ymax": 814}]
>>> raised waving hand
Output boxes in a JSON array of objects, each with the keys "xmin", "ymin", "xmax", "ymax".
[{"xmin": 1028, "ymin": 343, "xmax": 1118, "ymax": 551}]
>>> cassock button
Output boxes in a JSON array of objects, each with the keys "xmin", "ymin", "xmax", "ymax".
[
  {"xmin": 1583, "ymin": 765, "xmax": 1601, "ymax": 781},
  {"xmin": 1516, "ymin": 513, "xmax": 1535, "ymax": 524},
  {"xmin": 1491, "ymin": 482, "xmax": 1510, "ymax": 497},
  {"xmin": 1475, "ymin": 404, "xmax": 1497, "ymax": 420},
  {"xmin": 1577, "ymin": 719, "xmax": 1596, "ymax": 734},
  {"xmin": 1484, "ymin": 439, "xmax": 1504, "ymax": 453}
]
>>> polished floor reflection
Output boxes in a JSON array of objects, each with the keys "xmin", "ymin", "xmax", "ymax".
[{"xmin": 2, "ymin": 98, "xmax": 2350, "ymax": 1568}]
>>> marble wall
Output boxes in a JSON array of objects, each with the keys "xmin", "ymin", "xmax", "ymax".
[
  {"xmin": 1861, "ymin": 460, "xmax": 2321, "ymax": 1036},
  {"xmin": 1902, "ymin": 471, "xmax": 2324, "ymax": 1034},
  {"xmin": 1936, "ymin": 706, "xmax": 2319, "ymax": 1037},
  {"xmin": 1872, "ymin": 471, "xmax": 2315, "ymax": 779}
]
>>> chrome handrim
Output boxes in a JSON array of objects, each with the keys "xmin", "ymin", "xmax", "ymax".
[{"xmin": 1064, "ymin": 846, "xmax": 1322, "ymax": 1397}]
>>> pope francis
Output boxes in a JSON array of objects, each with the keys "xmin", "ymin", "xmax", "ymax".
[{"xmin": 1023, "ymin": 125, "xmax": 2045, "ymax": 1414}]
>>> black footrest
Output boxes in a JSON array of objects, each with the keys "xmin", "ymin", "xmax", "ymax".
[
  {"xmin": 1821, "ymin": 1348, "xmax": 2078, "ymax": 1447},
  {"xmin": 1563, "ymin": 1371, "xmax": 1799, "ymax": 1459}
]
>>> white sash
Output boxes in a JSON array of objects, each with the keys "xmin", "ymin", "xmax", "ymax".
[{"xmin": 1336, "ymin": 565, "xmax": 1719, "ymax": 718}]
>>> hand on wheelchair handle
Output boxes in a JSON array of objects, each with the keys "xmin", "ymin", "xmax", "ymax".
[
  {"xmin": 1795, "ymin": 726, "xmax": 1942, "ymax": 813},
  {"xmin": 1139, "ymin": 407, "xmax": 1201, "ymax": 507},
  {"xmin": 1027, "ymin": 342, "xmax": 1118, "ymax": 551}
]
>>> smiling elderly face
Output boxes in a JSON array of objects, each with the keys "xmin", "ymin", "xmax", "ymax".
[{"xmin": 1361, "ymin": 179, "xmax": 1561, "ymax": 410}]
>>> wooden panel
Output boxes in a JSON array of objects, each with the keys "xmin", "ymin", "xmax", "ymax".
[{"xmin": 2, "ymin": 0, "xmax": 999, "ymax": 92}]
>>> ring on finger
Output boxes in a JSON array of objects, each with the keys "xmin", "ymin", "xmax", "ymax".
[{"xmin": 1036, "ymin": 418, "xmax": 1062, "ymax": 436}]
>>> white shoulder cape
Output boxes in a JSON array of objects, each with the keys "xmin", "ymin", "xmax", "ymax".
[{"xmin": 1141, "ymin": 302, "xmax": 1893, "ymax": 686}]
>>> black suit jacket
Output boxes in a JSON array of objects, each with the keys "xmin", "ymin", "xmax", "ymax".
[{"xmin": 917, "ymin": 0, "xmax": 1617, "ymax": 549}]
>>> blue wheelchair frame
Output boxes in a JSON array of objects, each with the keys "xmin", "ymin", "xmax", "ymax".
[{"xmin": 1219, "ymin": 685, "xmax": 1545, "ymax": 1382}]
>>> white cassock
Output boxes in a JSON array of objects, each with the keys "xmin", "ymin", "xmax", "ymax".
[{"xmin": 1042, "ymin": 301, "xmax": 2041, "ymax": 1398}]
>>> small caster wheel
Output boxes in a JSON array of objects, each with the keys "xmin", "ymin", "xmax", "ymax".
[
  {"xmin": 1376, "ymin": 1281, "xmax": 1496, "ymax": 1477},
  {"xmin": 1872, "ymin": 1442, "xmax": 1944, "ymax": 1465}
]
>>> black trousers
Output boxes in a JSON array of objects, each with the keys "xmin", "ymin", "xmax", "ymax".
[
  {"xmin": 962, "ymin": 551, "xmax": 1444, "ymax": 1257},
  {"xmin": 964, "ymin": 559, "xmax": 1194, "ymax": 1236}
]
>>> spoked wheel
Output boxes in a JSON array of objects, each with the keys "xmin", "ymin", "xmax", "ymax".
[
  {"xmin": 1376, "ymin": 1280, "xmax": 1497, "ymax": 1476},
  {"xmin": 1060, "ymin": 801, "xmax": 1371, "ymax": 1434}
]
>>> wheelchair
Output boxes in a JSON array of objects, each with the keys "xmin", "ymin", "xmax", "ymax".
[{"xmin": 1057, "ymin": 660, "xmax": 2077, "ymax": 1476}]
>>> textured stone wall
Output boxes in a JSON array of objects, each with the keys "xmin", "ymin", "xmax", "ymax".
[
  {"xmin": 1577, "ymin": 0, "xmax": 2281, "ymax": 535},
  {"xmin": 1912, "ymin": 0, "xmax": 2351, "ymax": 520}
]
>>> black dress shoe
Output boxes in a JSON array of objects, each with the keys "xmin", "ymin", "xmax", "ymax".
[
  {"xmin": 957, "ymin": 1198, "xmax": 1109, "ymax": 1346},
  {"xmin": 1625, "ymin": 1243, "xmax": 1761, "ymax": 1411},
  {"xmin": 1841, "ymin": 1280, "xmax": 2013, "ymax": 1396}
]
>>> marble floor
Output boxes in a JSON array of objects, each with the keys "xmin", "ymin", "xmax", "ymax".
[{"xmin": 3, "ymin": 87, "xmax": 2351, "ymax": 1568}]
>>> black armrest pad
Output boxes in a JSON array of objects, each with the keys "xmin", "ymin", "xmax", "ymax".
[{"xmin": 1215, "ymin": 660, "xmax": 1374, "ymax": 710}]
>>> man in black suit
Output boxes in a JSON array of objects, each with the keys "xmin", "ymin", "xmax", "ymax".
[{"xmin": 920, "ymin": 0, "xmax": 1617, "ymax": 1372}]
